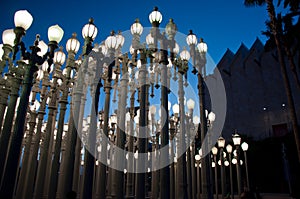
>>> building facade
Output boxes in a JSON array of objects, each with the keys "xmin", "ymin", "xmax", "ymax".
[{"xmin": 207, "ymin": 38, "xmax": 300, "ymax": 140}]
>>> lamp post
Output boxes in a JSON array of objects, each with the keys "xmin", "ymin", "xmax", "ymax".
[
  {"xmin": 217, "ymin": 137, "xmax": 226, "ymax": 199},
  {"xmin": 212, "ymin": 146, "xmax": 219, "ymax": 199},
  {"xmin": 187, "ymin": 31, "xmax": 213, "ymax": 199},
  {"xmin": 195, "ymin": 154, "xmax": 201, "ymax": 199},
  {"xmin": 56, "ymin": 33, "xmax": 81, "ymax": 199},
  {"xmin": 241, "ymin": 142, "xmax": 249, "ymax": 191},
  {"xmin": 226, "ymin": 144, "xmax": 234, "ymax": 199},
  {"xmin": 232, "ymin": 133, "xmax": 242, "ymax": 196},
  {"xmin": 174, "ymin": 47, "xmax": 190, "ymax": 199}
]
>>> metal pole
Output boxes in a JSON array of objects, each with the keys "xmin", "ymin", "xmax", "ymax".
[
  {"xmin": 125, "ymin": 85, "xmax": 135, "ymax": 199},
  {"xmin": 244, "ymin": 151, "xmax": 249, "ymax": 190},
  {"xmin": 196, "ymin": 162, "xmax": 200, "ymax": 199},
  {"xmin": 214, "ymin": 155, "xmax": 219, "ymax": 199},
  {"xmin": 176, "ymin": 71, "xmax": 188, "ymax": 199},
  {"xmin": 0, "ymin": 59, "xmax": 39, "ymax": 198},
  {"xmin": 0, "ymin": 66, "xmax": 23, "ymax": 179},
  {"xmin": 159, "ymin": 37, "xmax": 170, "ymax": 199},
  {"xmin": 111, "ymin": 54, "xmax": 129, "ymax": 199},
  {"xmin": 229, "ymin": 153, "xmax": 234, "ymax": 199},
  {"xmin": 135, "ymin": 48, "xmax": 147, "ymax": 199},
  {"xmin": 95, "ymin": 56, "xmax": 114, "ymax": 199},
  {"xmin": 22, "ymin": 83, "xmax": 49, "ymax": 199},
  {"xmin": 220, "ymin": 148, "xmax": 225, "ymax": 199},
  {"xmin": 33, "ymin": 67, "xmax": 59, "ymax": 199}
]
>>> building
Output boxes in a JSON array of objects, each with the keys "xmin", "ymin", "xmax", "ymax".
[{"xmin": 207, "ymin": 38, "xmax": 300, "ymax": 140}]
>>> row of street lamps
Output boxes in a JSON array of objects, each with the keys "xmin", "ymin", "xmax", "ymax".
[{"xmin": 0, "ymin": 6, "xmax": 251, "ymax": 199}]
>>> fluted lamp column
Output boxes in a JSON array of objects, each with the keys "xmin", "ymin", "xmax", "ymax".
[
  {"xmin": 217, "ymin": 137, "xmax": 226, "ymax": 199},
  {"xmin": 56, "ymin": 33, "xmax": 81, "ymax": 199},
  {"xmin": 212, "ymin": 146, "xmax": 218, "ymax": 199},
  {"xmin": 226, "ymin": 144, "xmax": 234, "ymax": 199},
  {"xmin": 232, "ymin": 133, "xmax": 242, "ymax": 196},
  {"xmin": 241, "ymin": 142, "xmax": 249, "ymax": 191}
]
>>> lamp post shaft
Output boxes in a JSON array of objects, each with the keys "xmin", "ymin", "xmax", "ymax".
[
  {"xmin": 0, "ymin": 73, "xmax": 22, "ymax": 179},
  {"xmin": 159, "ymin": 40, "xmax": 170, "ymax": 199},
  {"xmin": 125, "ymin": 88, "xmax": 135, "ymax": 198},
  {"xmin": 111, "ymin": 59, "xmax": 129, "ymax": 199},
  {"xmin": 214, "ymin": 155, "xmax": 219, "ymax": 199},
  {"xmin": 229, "ymin": 154, "xmax": 234, "ymax": 199},
  {"xmin": 95, "ymin": 62, "xmax": 113, "ymax": 199},
  {"xmin": 0, "ymin": 62, "xmax": 37, "ymax": 198},
  {"xmin": 236, "ymin": 146, "xmax": 242, "ymax": 196},
  {"xmin": 135, "ymin": 50, "xmax": 147, "ymax": 199},
  {"xmin": 176, "ymin": 73, "xmax": 188, "ymax": 199},
  {"xmin": 33, "ymin": 73, "xmax": 59, "ymax": 199},
  {"xmin": 244, "ymin": 151, "xmax": 249, "ymax": 190},
  {"xmin": 198, "ymin": 71, "xmax": 213, "ymax": 199},
  {"xmin": 220, "ymin": 148, "xmax": 225, "ymax": 199}
]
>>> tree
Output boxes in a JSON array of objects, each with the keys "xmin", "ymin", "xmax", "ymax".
[{"xmin": 244, "ymin": 0, "xmax": 300, "ymax": 163}]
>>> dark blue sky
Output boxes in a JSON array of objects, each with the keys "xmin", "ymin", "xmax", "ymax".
[{"xmin": 1, "ymin": 0, "xmax": 270, "ymax": 67}]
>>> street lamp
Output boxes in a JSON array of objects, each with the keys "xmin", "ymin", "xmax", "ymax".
[
  {"xmin": 232, "ymin": 133, "xmax": 242, "ymax": 196},
  {"xmin": 241, "ymin": 142, "xmax": 249, "ymax": 191},
  {"xmin": 226, "ymin": 144, "xmax": 234, "ymax": 199},
  {"xmin": 195, "ymin": 153, "xmax": 201, "ymax": 199},
  {"xmin": 212, "ymin": 146, "xmax": 219, "ymax": 199},
  {"xmin": 217, "ymin": 137, "xmax": 226, "ymax": 199}
]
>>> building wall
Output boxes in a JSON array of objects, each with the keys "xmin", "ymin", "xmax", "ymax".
[{"xmin": 208, "ymin": 38, "xmax": 300, "ymax": 140}]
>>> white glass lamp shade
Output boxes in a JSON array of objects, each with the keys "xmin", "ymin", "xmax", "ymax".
[
  {"xmin": 232, "ymin": 158, "xmax": 237, "ymax": 165},
  {"xmin": 110, "ymin": 114, "xmax": 117, "ymax": 124},
  {"xmin": 150, "ymin": 105, "xmax": 156, "ymax": 115},
  {"xmin": 212, "ymin": 162, "xmax": 216, "ymax": 168},
  {"xmin": 116, "ymin": 33, "xmax": 125, "ymax": 48},
  {"xmin": 186, "ymin": 30, "xmax": 197, "ymax": 46},
  {"xmin": 195, "ymin": 154, "xmax": 200, "ymax": 161},
  {"xmin": 217, "ymin": 137, "xmax": 226, "ymax": 148},
  {"xmin": 125, "ymin": 112, "xmax": 131, "ymax": 122},
  {"xmin": 180, "ymin": 49, "xmax": 190, "ymax": 61},
  {"xmin": 66, "ymin": 34, "xmax": 80, "ymax": 53},
  {"xmin": 224, "ymin": 160, "xmax": 229, "ymax": 167},
  {"xmin": 211, "ymin": 146, "xmax": 218, "ymax": 155},
  {"xmin": 146, "ymin": 33, "xmax": 154, "ymax": 45},
  {"xmin": 199, "ymin": 149, "xmax": 202, "ymax": 157},
  {"xmin": 173, "ymin": 42, "xmax": 180, "ymax": 54},
  {"xmin": 48, "ymin": 25, "xmax": 64, "ymax": 43},
  {"xmin": 36, "ymin": 69, "xmax": 44, "ymax": 80},
  {"xmin": 41, "ymin": 61, "xmax": 49, "ymax": 72},
  {"xmin": 130, "ymin": 19, "xmax": 143, "ymax": 36},
  {"xmin": 208, "ymin": 112, "xmax": 216, "ymax": 122},
  {"xmin": 187, "ymin": 99, "xmax": 195, "ymax": 110},
  {"xmin": 193, "ymin": 116, "xmax": 200, "ymax": 124},
  {"xmin": 82, "ymin": 19, "xmax": 98, "ymax": 40},
  {"xmin": 149, "ymin": 7, "xmax": 162, "ymax": 24},
  {"xmin": 0, "ymin": 44, "xmax": 4, "ymax": 60},
  {"xmin": 105, "ymin": 34, "xmax": 118, "ymax": 49},
  {"xmin": 232, "ymin": 133, "xmax": 241, "ymax": 146},
  {"xmin": 54, "ymin": 50, "xmax": 66, "ymax": 65},
  {"xmin": 241, "ymin": 142, "xmax": 249, "ymax": 151},
  {"xmin": 2, "ymin": 29, "xmax": 16, "ymax": 46},
  {"xmin": 37, "ymin": 40, "xmax": 48, "ymax": 56},
  {"xmin": 197, "ymin": 39, "xmax": 208, "ymax": 53},
  {"xmin": 226, "ymin": 144, "xmax": 232, "ymax": 153},
  {"xmin": 14, "ymin": 10, "xmax": 33, "ymax": 30},
  {"xmin": 168, "ymin": 101, "xmax": 171, "ymax": 111},
  {"xmin": 172, "ymin": 103, "xmax": 179, "ymax": 115}
]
